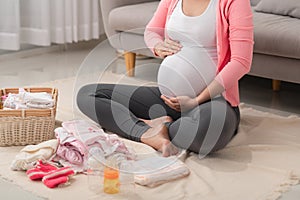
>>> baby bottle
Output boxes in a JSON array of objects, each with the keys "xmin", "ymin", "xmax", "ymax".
[
  {"xmin": 103, "ymin": 152, "xmax": 136, "ymax": 196},
  {"xmin": 87, "ymin": 147, "xmax": 105, "ymax": 194},
  {"xmin": 103, "ymin": 166, "xmax": 120, "ymax": 194},
  {"xmin": 119, "ymin": 160, "xmax": 135, "ymax": 196}
]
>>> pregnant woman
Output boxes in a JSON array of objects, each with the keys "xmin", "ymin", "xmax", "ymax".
[{"xmin": 77, "ymin": 0, "xmax": 254, "ymax": 157}]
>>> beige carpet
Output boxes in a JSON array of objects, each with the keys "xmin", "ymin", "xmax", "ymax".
[{"xmin": 1, "ymin": 73, "xmax": 300, "ymax": 200}]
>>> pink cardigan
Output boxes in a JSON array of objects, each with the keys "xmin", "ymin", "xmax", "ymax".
[{"xmin": 144, "ymin": 0, "xmax": 254, "ymax": 106}]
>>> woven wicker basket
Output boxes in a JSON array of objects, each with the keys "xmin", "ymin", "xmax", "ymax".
[{"xmin": 0, "ymin": 88, "xmax": 58, "ymax": 146}]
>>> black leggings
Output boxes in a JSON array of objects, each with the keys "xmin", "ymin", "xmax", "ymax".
[{"xmin": 77, "ymin": 84, "xmax": 240, "ymax": 155}]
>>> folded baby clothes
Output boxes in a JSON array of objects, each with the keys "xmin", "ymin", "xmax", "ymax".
[
  {"xmin": 56, "ymin": 146, "xmax": 84, "ymax": 165},
  {"xmin": 11, "ymin": 139, "xmax": 59, "ymax": 171},
  {"xmin": 19, "ymin": 88, "xmax": 54, "ymax": 108},
  {"xmin": 62, "ymin": 120, "xmax": 135, "ymax": 159},
  {"xmin": 3, "ymin": 93, "xmax": 24, "ymax": 109},
  {"xmin": 83, "ymin": 132, "xmax": 134, "ymax": 159},
  {"xmin": 62, "ymin": 120, "xmax": 105, "ymax": 148},
  {"xmin": 3, "ymin": 88, "xmax": 54, "ymax": 110},
  {"xmin": 54, "ymin": 127, "xmax": 86, "ymax": 166},
  {"xmin": 133, "ymin": 156, "xmax": 190, "ymax": 187},
  {"xmin": 53, "ymin": 120, "xmax": 136, "ymax": 172}
]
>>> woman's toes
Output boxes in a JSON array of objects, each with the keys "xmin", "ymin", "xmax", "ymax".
[{"xmin": 161, "ymin": 140, "xmax": 179, "ymax": 157}]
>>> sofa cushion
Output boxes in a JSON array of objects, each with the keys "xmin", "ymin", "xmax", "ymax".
[
  {"xmin": 253, "ymin": 11, "xmax": 300, "ymax": 59},
  {"xmin": 109, "ymin": 1, "xmax": 159, "ymax": 35},
  {"xmin": 255, "ymin": 0, "xmax": 300, "ymax": 19},
  {"xmin": 250, "ymin": 0, "xmax": 261, "ymax": 6}
]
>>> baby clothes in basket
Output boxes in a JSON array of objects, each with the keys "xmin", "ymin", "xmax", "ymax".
[{"xmin": 3, "ymin": 88, "xmax": 54, "ymax": 109}]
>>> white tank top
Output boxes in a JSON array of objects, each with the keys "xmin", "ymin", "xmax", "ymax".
[
  {"xmin": 167, "ymin": 0, "xmax": 218, "ymax": 51},
  {"xmin": 157, "ymin": 0, "xmax": 218, "ymax": 98}
]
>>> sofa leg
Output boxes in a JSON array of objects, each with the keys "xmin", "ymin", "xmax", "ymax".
[
  {"xmin": 272, "ymin": 80, "xmax": 281, "ymax": 91},
  {"xmin": 124, "ymin": 51, "xmax": 136, "ymax": 77}
]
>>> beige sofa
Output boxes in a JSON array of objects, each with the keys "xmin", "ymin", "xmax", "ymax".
[{"xmin": 100, "ymin": 0, "xmax": 300, "ymax": 90}]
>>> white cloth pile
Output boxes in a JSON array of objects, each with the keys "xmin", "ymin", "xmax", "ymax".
[
  {"xmin": 133, "ymin": 156, "xmax": 190, "ymax": 187},
  {"xmin": 10, "ymin": 139, "xmax": 59, "ymax": 171},
  {"xmin": 3, "ymin": 88, "xmax": 54, "ymax": 109}
]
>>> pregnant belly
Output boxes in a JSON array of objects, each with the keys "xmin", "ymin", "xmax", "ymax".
[{"xmin": 157, "ymin": 47, "xmax": 216, "ymax": 98}]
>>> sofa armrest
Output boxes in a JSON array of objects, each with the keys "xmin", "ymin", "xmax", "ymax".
[{"xmin": 100, "ymin": 0, "xmax": 158, "ymax": 38}]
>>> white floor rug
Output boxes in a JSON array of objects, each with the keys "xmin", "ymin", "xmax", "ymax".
[{"xmin": 1, "ymin": 73, "xmax": 299, "ymax": 200}]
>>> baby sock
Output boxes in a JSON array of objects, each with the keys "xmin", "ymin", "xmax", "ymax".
[
  {"xmin": 42, "ymin": 167, "xmax": 75, "ymax": 188},
  {"xmin": 26, "ymin": 160, "xmax": 58, "ymax": 180},
  {"xmin": 42, "ymin": 176, "xmax": 69, "ymax": 188}
]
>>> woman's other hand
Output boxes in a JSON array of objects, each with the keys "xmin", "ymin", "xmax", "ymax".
[
  {"xmin": 161, "ymin": 95, "xmax": 198, "ymax": 112},
  {"xmin": 154, "ymin": 38, "xmax": 182, "ymax": 58}
]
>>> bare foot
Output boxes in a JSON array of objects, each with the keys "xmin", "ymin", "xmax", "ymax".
[
  {"xmin": 141, "ymin": 124, "xmax": 178, "ymax": 157},
  {"xmin": 161, "ymin": 140, "xmax": 179, "ymax": 157},
  {"xmin": 140, "ymin": 116, "xmax": 172, "ymax": 127}
]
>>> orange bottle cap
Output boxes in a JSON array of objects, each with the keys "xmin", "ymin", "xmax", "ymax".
[{"xmin": 104, "ymin": 168, "xmax": 119, "ymax": 179}]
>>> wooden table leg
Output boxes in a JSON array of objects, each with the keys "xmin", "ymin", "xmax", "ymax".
[
  {"xmin": 272, "ymin": 79, "xmax": 281, "ymax": 91},
  {"xmin": 124, "ymin": 51, "xmax": 136, "ymax": 77}
]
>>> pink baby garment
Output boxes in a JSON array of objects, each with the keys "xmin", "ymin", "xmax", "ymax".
[
  {"xmin": 55, "ymin": 127, "xmax": 86, "ymax": 166},
  {"xmin": 62, "ymin": 120, "xmax": 135, "ymax": 159}
]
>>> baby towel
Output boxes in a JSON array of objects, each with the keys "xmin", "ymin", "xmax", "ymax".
[{"xmin": 134, "ymin": 156, "xmax": 190, "ymax": 187}]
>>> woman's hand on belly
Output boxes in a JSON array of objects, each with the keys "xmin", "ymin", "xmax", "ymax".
[
  {"xmin": 154, "ymin": 38, "xmax": 182, "ymax": 58},
  {"xmin": 161, "ymin": 95, "xmax": 198, "ymax": 112}
]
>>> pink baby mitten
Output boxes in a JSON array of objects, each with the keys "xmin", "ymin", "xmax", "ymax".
[
  {"xmin": 26, "ymin": 160, "xmax": 58, "ymax": 180},
  {"xmin": 42, "ymin": 167, "xmax": 75, "ymax": 188}
]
